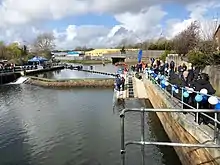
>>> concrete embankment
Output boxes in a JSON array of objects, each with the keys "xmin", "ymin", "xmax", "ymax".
[
  {"xmin": 0, "ymin": 72, "xmax": 21, "ymax": 85},
  {"xmin": 26, "ymin": 76, "xmax": 114, "ymax": 88}
]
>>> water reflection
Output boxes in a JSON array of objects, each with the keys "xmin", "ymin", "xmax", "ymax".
[
  {"xmin": 37, "ymin": 64, "xmax": 117, "ymax": 80},
  {"xmin": 0, "ymin": 85, "xmax": 181, "ymax": 165},
  {"xmin": 203, "ymin": 65, "xmax": 220, "ymax": 96}
]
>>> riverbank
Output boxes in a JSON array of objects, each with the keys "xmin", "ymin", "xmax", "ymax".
[
  {"xmin": 26, "ymin": 76, "xmax": 114, "ymax": 88},
  {"xmin": 60, "ymin": 59, "xmax": 112, "ymax": 64}
]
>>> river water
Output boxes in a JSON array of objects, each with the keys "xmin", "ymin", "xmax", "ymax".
[
  {"xmin": 37, "ymin": 64, "xmax": 117, "ymax": 80},
  {"xmin": 0, "ymin": 84, "xmax": 181, "ymax": 165}
]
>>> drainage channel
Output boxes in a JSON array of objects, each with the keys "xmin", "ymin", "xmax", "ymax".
[{"xmin": 127, "ymin": 76, "xmax": 134, "ymax": 98}]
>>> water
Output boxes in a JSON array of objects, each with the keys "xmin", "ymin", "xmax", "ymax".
[
  {"xmin": 9, "ymin": 77, "xmax": 29, "ymax": 84},
  {"xmin": 0, "ymin": 84, "xmax": 181, "ymax": 165},
  {"xmin": 203, "ymin": 65, "xmax": 220, "ymax": 96},
  {"xmin": 37, "ymin": 64, "xmax": 117, "ymax": 80}
]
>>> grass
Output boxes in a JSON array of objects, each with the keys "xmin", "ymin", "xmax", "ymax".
[{"xmin": 60, "ymin": 59, "xmax": 112, "ymax": 64}]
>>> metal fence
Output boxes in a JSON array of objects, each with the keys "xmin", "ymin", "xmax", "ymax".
[
  {"xmin": 120, "ymin": 108, "xmax": 220, "ymax": 165},
  {"xmin": 145, "ymin": 70, "xmax": 220, "ymax": 142}
]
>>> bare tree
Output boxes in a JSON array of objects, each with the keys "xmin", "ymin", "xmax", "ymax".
[
  {"xmin": 33, "ymin": 33, "xmax": 55, "ymax": 52},
  {"xmin": 197, "ymin": 16, "xmax": 220, "ymax": 63},
  {"xmin": 199, "ymin": 15, "xmax": 219, "ymax": 40},
  {"xmin": 173, "ymin": 21, "xmax": 200, "ymax": 56},
  {"xmin": 0, "ymin": 41, "xmax": 6, "ymax": 59}
]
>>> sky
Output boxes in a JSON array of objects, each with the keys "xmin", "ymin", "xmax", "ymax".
[{"xmin": 0, "ymin": 0, "xmax": 220, "ymax": 49}]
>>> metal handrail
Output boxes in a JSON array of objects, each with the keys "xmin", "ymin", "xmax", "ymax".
[
  {"xmin": 145, "ymin": 70, "xmax": 220, "ymax": 100},
  {"xmin": 145, "ymin": 72, "xmax": 220, "ymax": 127},
  {"xmin": 120, "ymin": 108, "xmax": 220, "ymax": 165}
]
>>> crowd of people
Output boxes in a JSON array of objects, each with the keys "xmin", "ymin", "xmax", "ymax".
[
  {"xmin": 147, "ymin": 58, "xmax": 217, "ymax": 125},
  {"xmin": 0, "ymin": 61, "xmax": 16, "ymax": 73},
  {"xmin": 114, "ymin": 57, "xmax": 218, "ymax": 126}
]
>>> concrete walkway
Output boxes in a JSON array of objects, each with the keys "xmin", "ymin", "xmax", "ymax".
[{"xmin": 133, "ymin": 77, "xmax": 148, "ymax": 99}]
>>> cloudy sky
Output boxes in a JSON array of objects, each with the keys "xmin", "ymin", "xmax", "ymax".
[{"xmin": 0, "ymin": 0, "xmax": 220, "ymax": 49}]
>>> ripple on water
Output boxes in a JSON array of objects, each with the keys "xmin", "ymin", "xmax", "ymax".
[{"xmin": 0, "ymin": 85, "xmax": 181, "ymax": 165}]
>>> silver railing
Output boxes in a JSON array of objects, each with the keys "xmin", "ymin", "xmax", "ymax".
[
  {"xmin": 145, "ymin": 71, "xmax": 220, "ymax": 126},
  {"xmin": 120, "ymin": 108, "xmax": 220, "ymax": 165},
  {"xmin": 144, "ymin": 72, "xmax": 220, "ymax": 144}
]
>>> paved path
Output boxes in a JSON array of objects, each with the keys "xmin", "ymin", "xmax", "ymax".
[{"xmin": 133, "ymin": 77, "xmax": 148, "ymax": 99}]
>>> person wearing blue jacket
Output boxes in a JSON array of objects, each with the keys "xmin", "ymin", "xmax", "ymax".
[{"xmin": 115, "ymin": 74, "xmax": 122, "ymax": 91}]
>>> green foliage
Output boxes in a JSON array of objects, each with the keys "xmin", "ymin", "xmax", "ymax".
[
  {"xmin": 212, "ymin": 51, "xmax": 220, "ymax": 64},
  {"xmin": 0, "ymin": 41, "xmax": 32, "ymax": 65},
  {"xmin": 0, "ymin": 42, "xmax": 23, "ymax": 61},
  {"xmin": 159, "ymin": 50, "xmax": 175, "ymax": 62},
  {"xmin": 187, "ymin": 50, "xmax": 208, "ymax": 67},
  {"xmin": 7, "ymin": 43, "xmax": 22, "ymax": 59},
  {"xmin": 148, "ymin": 40, "xmax": 173, "ymax": 50}
]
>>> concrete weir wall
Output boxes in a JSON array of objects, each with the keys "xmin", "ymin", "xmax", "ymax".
[
  {"xmin": 144, "ymin": 78, "xmax": 220, "ymax": 165},
  {"xmin": 26, "ymin": 76, "xmax": 115, "ymax": 88},
  {"xmin": 0, "ymin": 72, "xmax": 21, "ymax": 85}
]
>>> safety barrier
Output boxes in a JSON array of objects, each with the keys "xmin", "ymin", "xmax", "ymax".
[
  {"xmin": 120, "ymin": 108, "xmax": 220, "ymax": 165},
  {"xmin": 145, "ymin": 69, "xmax": 220, "ymax": 143}
]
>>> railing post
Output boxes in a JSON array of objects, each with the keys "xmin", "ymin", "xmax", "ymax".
[
  {"xmin": 120, "ymin": 113, "xmax": 125, "ymax": 165},
  {"xmin": 141, "ymin": 107, "xmax": 145, "ymax": 165},
  {"xmin": 214, "ymin": 112, "xmax": 219, "ymax": 144},
  {"xmin": 196, "ymin": 103, "xmax": 199, "ymax": 123},
  {"xmin": 181, "ymin": 88, "xmax": 184, "ymax": 109}
]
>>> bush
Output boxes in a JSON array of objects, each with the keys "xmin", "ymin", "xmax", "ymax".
[
  {"xmin": 159, "ymin": 50, "xmax": 174, "ymax": 62},
  {"xmin": 212, "ymin": 51, "xmax": 220, "ymax": 64},
  {"xmin": 187, "ymin": 50, "xmax": 208, "ymax": 67}
]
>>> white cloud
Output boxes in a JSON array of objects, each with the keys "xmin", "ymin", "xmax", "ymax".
[
  {"xmin": 165, "ymin": 1, "xmax": 220, "ymax": 39},
  {"xmin": 51, "ymin": 6, "xmax": 167, "ymax": 49},
  {"xmin": 0, "ymin": 0, "xmax": 220, "ymax": 49}
]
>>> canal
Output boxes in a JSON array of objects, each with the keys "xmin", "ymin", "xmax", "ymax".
[{"xmin": 0, "ymin": 83, "xmax": 181, "ymax": 165}]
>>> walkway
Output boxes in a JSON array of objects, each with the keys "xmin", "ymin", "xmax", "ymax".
[
  {"xmin": 133, "ymin": 77, "xmax": 148, "ymax": 99},
  {"xmin": 115, "ymin": 74, "xmax": 148, "ymax": 100}
]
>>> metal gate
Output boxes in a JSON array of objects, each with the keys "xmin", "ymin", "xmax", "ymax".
[{"xmin": 120, "ymin": 108, "xmax": 220, "ymax": 165}]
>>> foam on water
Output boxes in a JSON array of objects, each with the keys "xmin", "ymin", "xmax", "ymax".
[{"xmin": 9, "ymin": 77, "xmax": 29, "ymax": 84}]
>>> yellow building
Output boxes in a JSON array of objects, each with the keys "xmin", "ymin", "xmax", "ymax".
[{"xmin": 85, "ymin": 48, "xmax": 139, "ymax": 56}]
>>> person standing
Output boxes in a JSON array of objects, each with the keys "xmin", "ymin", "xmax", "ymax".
[{"xmin": 121, "ymin": 76, "xmax": 125, "ymax": 91}]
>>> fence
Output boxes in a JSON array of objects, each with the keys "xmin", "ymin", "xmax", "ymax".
[{"xmin": 145, "ymin": 69, "xmax": 220, "ymax": 144}]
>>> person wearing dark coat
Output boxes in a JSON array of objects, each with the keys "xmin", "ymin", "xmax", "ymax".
[
  {"xmin": 187, "ymin": 67, "xmax": 194, "ymax": 85},
  {"xmin": 193, "ymin": 67, "xmax": 200, "ymax": 81},
  {"xmin": 159, "ymin": 64, "xmax": 165, "ymax": 75},
  {"xmin": 192, "ymin": 73, "xmax": 215, "ymax": 95},
  {"xmin": 191, "ymin": 73, "xmax": 216, "ymax": 124},
  {"xmin": 180, "ymin": 71, "xmax": 190, "ymax": 113},
  {"xmin": 182, "ymin": 63, "xmax": 187, "ymax": 72}
]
